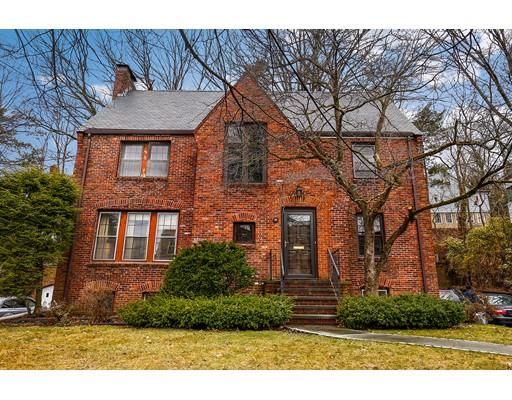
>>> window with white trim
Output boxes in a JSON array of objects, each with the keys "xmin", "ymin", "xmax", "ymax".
[
  {"xmin": 123, "ymin": 212, "xmax": 151, "ymax": 260},
  {"xmin": 352, "ymin": 144, "xmax": 376, "ymax": 178},
  {"xmin": 93, "ymin": 212, "xmax": 121, "ymax": 260},
  {"xmin": 153, "ymin": 213, "xmax": 178, "ymax": 260},
  {"xmin": 92, "ymin": 211, "xmax": 178, "ymax": 263},
  {"xmin": 361, "ymin": 288, "xmax": 389, "ymax": 296},
  {"xmin": 119, "ymin": 142, "xmax": 169, "ymax": 177}
]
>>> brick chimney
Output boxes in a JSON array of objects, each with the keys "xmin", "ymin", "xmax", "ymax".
[{"xmin": 112, "ymin": 63, "xmax": 136, "ymax": 100}]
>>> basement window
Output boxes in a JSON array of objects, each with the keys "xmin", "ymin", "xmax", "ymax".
[{"xmin": 361, "ymin": 288, "xmax": 389, "ymax": 296}]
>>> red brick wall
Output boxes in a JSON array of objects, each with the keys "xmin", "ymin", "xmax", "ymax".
[
  {"xmin": 54, "ymin": 133, "xmax": 197, "ymax": 307},
  {"xmin": 55, "ymin": 75, "xmax": 438, "ymax": 309}
]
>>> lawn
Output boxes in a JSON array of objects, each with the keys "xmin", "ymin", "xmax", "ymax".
[
  {"xmin": 0, "ymin": 325, "xmax": 511, "ymax": 369},
  {"xmin": 372, "ymin": 324, "xmax": 512, "ymax": 345}
]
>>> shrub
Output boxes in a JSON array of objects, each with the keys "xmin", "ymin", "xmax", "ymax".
[
  {"xmin": 162, "ymin": 241, "xmax": 255, "ymax": 298},
  {"xmin": 78, "ymin": 287, "xmax": 115, "ymax": 323},
  {"xmin": 119, "ymin": 295, "xmax": 293, "ymax": 330},
  {"xmin": 49, "ymin": 301, "xmax": 74, "ymax": 326},
  {"xmin": 464, "ymin": 301, "xmax": 494, "ymax": 324},
  {"xmin": 337, "ymin": 294, "xmax": 465, "ymax": 330}
]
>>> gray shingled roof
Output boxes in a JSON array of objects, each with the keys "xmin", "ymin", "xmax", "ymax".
[
  {"xmin": 82, "ymin": 89, "xmax": 422, "ymax": 135},
  {"xmin": 82, "ymin": 91, "xmax": 224, "ymax": 131}
]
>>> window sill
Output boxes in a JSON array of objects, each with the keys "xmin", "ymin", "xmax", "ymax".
[
  {"xmin": 235, "ymin": 243, "xmax": 256, "ymax": 248},
  {"xmin": 87, "ymin": 261, "xmax": 170, "ymax": 268},
  {"xmin": 224, "ymin": 182, "xmax": 268, "ymax": 188},
  {"xmin": 116, "ymin": 176, "xmax": 168, "ymax": 181}
]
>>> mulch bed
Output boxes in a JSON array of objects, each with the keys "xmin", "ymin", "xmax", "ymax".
[{"xmin": 0, "ymin": 315, "xmax": 125, "ymax": 327}]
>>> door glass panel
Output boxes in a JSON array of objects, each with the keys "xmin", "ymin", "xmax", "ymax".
[{"xmin": 285, "ymin": 212, "xmax": 313, "ymax": 275}]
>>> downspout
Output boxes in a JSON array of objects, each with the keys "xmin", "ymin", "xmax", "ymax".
[
  {"xmin": 63, "ymin": 131, "xmax": 92, "ymax": 300},
  {"xmin": 407, "ymin": 136, "xmax": 428, "ymax": 293}
]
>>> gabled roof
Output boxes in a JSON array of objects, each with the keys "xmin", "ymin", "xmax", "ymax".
[{"xmin": 82, "ymin": 89, "xmax": 422, "ymax": 136}]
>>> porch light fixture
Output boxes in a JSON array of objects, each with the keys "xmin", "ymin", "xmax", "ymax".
[{"xmin": 294, "ymin": 185, "xmax": 304, "ymax": 201}]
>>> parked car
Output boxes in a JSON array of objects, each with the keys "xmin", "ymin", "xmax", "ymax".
[
  {"xmin": 0, "ymin": 297, "xmax": 35, "ymax": 318},
  {"xmin": 439, "ymin": 288, "xmax": 466, "ymax": 303},
  {"xmin": 480, "ymin": 292, "xmax": 512, "ymax": 326}
]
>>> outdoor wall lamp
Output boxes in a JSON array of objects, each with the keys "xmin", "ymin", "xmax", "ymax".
[{"xmin": 294, "ymin": 185, "xmax": 304, "ymax": 200}]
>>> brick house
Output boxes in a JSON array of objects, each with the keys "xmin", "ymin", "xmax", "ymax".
[{"xmin": 54, "ymin": 64, "xmax": 438, "ymax": 323}]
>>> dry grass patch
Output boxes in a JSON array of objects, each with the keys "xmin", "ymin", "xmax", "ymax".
[
  {"xmin": 0, "ymin": 325, "xmax": 511, "ymax": 370},
  {"xmin": 372, "ymin": 324, "xmax": 512, "ymax": 345}
]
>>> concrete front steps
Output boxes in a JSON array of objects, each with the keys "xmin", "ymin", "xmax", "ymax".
[{"xmin": 281, "ymin": 279, "xmax": 339, "ymax": 325}]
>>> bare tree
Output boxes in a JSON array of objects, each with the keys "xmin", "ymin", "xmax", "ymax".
[{"xmin": 180, "ymin": 29, "xmax": 512, "ymax": 294}]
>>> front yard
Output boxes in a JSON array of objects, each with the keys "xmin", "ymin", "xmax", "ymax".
[{"xmin": 0, "ymin": 325, "xmax": 511, "ymax": 369}]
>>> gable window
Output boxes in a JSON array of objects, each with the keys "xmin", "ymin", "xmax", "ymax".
[
  {"xmin": 93, "ymin": 211, "xmax": 179, "ymax": 262},
  {"xmin": 225, "ymin": 123, "xmax": 266, "ymax": 184},
  {"xmin": 233, "ymin": 222, "xmax": 255, "ymax": 244},
  {"xmin": 352, "ymin": 144, "xmax": 376, "ymax": 178},
  {"xmin": 356, "ymin": 213, "xmax": 384, "ymax": 257},
  {"xmin": 119, "ymin": 142, "xmax": 169, "ymax": 177},
  {"xmin": 93, "ymin": 212, "xmax": 121, "ymax": 260}
]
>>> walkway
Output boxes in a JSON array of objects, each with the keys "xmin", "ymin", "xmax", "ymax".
[{"xmin": 287, "ymin": 325, "xmax": 512, "ymax": 356}]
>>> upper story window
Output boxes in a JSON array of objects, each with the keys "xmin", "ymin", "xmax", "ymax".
[
  {"xmin": 93, "ymin": 211, "xmax": 178, "ymax": 262},
  {"xmin": 224, "ymin": 123, "xmax": 266, "ymax": 184},
  {"xmin": 119, "ymin": 142, "xmax": 169, "ymax": 177},
  {"xmin": 352, "ymin": 144, "xmax": 376, "ymax": 178},
  {"xmin": 356, "ymin": 213, "xmax": 384, "ymax": 257}
]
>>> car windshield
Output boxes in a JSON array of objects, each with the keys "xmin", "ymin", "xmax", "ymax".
[
  {"xmin": 484, "ymin": 293, "xmax": 512, "ymax": 306},
  {"xmin": 440, "ymin": 290, "xmax": 464, "ymax": 302}
]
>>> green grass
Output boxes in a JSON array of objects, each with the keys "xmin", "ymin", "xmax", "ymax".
[
  {"xmin": 372, "ymin": 324, "xmax": 512, "ymax": 345},
  {"xmin": 0, "ymin": 325, "xmax": 511, "ymax": 369}
]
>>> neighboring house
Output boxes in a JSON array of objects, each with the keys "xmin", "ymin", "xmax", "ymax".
[
  {"xmin": 429, "ymin": 174, "xmax": 491, "ymax": 230},
  {"xmin": 54, "ymin": 64, "xmax": 438, "ymax": 318}
]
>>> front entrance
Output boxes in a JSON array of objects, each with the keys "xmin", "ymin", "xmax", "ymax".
[{"xmin": 282, "ymin": 208, "xmax": 317, "ymax": 278}]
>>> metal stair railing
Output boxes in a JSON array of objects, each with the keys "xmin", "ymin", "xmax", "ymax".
[{"xmin": 328, "ymin": 249, "xmax": 341, "ymax": 300}]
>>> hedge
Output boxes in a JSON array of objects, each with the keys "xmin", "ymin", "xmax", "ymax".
[
  {"xmin": 337, "ymin": 294, "xmax": 465, "ymax": 329},
  {"xmin": 119, "ymin": 294, "xmax": 294, "ymax": 330}
]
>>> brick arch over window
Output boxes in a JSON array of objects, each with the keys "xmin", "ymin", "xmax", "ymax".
[
  {"xmin": 138, "ymin": 281, "xmax": 162, "ymax": 293},
  {"xmin": 93, "ymin": 198, "xmax": 184, "ymax": 210},
  {"xmin": 81, "ymin": 279, "xmax": 120, "ymax": 296},
  {"xmin": 354, "ymin": 276, "xmax": 395, "ymax": 291},
  {"xmin": 280, "ymin": 194, "xmax": 332, "ymax": 209},
  {"xmin": 230, "ymin": 212, "xmax": 257, "ymax": 222}
]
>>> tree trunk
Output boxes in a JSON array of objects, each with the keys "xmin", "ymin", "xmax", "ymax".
[{"xmin": 363, "ymin": 213, "xmax": 379, "ymax": 295}]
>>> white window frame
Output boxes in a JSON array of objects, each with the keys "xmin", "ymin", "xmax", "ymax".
[
  {"xmin": 119, "ymin": 143, "xmax": 144, "ymax": 177},
  {"xmin": 433, "ymin": 212, "xmax": 442, "ymax": 224},
  {"xmin": 146, "ymin": 143, "xmax": 170, "ymax": 177},
  {"xmin": 153, "ymin": 212, "xmax": 179, "ymax": 261},
  {"xmin": 445, "ymin": 212, "xmax": 453, "ymax": 223},
  {"xmin": 361, "ymin": 288, "xmax": 389, "ymax": 296},
  {"xmin": 93, "ymin": 211, "xmax": 121, "ymax": 261},
  {"xmin": 122, "ymin": 212, "xmax": 151, "ymax": 261},
  {"xmin": 352, "ymin": 143, "xmax": 376, "ymax": 178}
]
